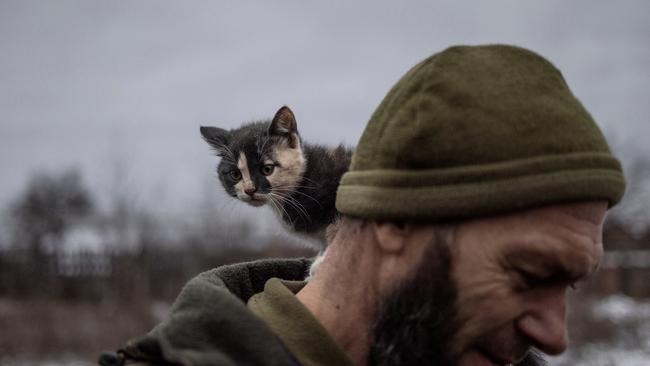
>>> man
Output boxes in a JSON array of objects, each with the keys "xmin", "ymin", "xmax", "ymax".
[{"xmin": 100, "ymin": 45, "xmax": 625, "ymax": 366}]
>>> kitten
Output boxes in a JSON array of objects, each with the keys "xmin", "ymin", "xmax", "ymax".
[{"xmin": 200, "ymin": 106, "xmax": 352, "ymax": 275}]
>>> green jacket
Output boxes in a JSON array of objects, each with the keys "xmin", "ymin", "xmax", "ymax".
[{"xmin": 99, "ymin": 258, "xmax": 352, "ymax": 366}]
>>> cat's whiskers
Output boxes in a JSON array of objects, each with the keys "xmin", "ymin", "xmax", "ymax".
[
  {"xmin": 273, "ymin": 184, "xmax": 323, "ymax": 207},
  {"xmin": 269, "ymin": 191, "xmax": 307, "ymax": 219},
  {"xmin": 265, "ymin": 193, "xmax": 280, "ymax": 215},
  {"xmin": 271, "ymin": 186, "xmax": 322, "ymax": 207},
  {"xmin": 268, "ymin": 193, "xmax": 296, "ymax": 225},
  {"xmin": 270, "ymin": 190, "xmax": 311, "ymax": 222}
]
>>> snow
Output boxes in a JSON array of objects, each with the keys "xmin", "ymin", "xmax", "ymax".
[{"xmin": 551, "ymin": 295, "xmax": 650, "ymax": 366}]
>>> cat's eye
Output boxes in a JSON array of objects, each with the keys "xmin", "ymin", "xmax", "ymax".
[
  {"xmin": 229, "ymin": 170, "xmax": 242, "ymax": 180},
  {"xmin": 261, "ymin": 164, "xmax": 275, "ymax": 176}
]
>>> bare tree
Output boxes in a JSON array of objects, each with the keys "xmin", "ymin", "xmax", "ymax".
[
  {"xmin": 10, "ymin": 169, "xmax": 94, "ymax": 255},
  {"xmin": 8, "ymin": 168, "xmax": 94, "ymax": 295}
]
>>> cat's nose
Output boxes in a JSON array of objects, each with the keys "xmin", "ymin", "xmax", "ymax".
[{"xmin": 244, "ymin": 187, "xmax": 256, "ymax": 197}]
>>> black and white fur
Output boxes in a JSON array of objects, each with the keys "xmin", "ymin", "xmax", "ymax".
[{"xmin": 200, "ymin": 106, "xmax": 352, "ymax": 276}]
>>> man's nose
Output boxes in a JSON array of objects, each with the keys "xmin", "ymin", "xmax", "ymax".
[{"xmin": 516, "ymin": 287, "xmax": 568, "ymax": 355}]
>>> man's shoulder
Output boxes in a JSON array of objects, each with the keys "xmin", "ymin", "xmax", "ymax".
[{"xmin": 100, "ymin": 258, "xmax": 312, "ymax": 366}]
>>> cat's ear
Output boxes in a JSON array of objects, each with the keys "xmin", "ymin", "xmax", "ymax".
[
  {"xmin": 200, "ymin": 126, "xmax": 230, "ymax": 156},
  {"xmin": 269, "ymin": 106, "xmax": 299, "ymax": 148}
]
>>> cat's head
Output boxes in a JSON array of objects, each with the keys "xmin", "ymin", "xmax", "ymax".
[{"xmin": 200, "ymin": 106, "xmax": 306, "ymax": 207}]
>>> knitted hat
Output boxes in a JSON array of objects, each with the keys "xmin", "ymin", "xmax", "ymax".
[{"xmin": 335, "ymin": 45, "xmax": 625, "ymax": 220}]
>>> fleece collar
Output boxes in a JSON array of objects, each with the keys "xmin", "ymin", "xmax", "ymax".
[{"xmin": 248, "ymin": 278, "xmax": 355, "ymax": 366}]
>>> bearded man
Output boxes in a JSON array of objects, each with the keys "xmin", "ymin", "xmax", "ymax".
[{"xmin": 100, "ymin": 44, "xmax": 625, "ymax": 366}]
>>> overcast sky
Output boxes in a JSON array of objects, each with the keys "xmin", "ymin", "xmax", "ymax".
[{"xmin": 1, "ymin": 1, "xmax": 649, "ymax": 227}]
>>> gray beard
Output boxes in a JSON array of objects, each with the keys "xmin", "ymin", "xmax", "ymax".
[{"xmin": 368, "ymin": 238, "xmax": 546, "ymax": 366}]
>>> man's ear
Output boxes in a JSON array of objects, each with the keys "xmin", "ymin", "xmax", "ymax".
[
  {"xmin": 372, "ymin": 220, "xmax": 408, "ymax": 254},
  {"xmin": 200, "ymin": 126, "xmax": 230, "ymax": 156},
  {"xmin": 269, "ymin": 106, "xmax": 299, "ymax": 148}
]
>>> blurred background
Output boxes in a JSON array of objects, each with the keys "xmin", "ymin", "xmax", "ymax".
[{"xmin": 0, "ymin": 1, "xmax": 648, "ymax": 365}]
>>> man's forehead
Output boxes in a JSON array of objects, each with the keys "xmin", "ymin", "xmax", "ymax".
[
  {"xmin": 480, "ymin": 201, "xmax": 608, "ymax": 242},
  {"xmin": 450, "ymin": 201, "xmax": 607, "ymax": 277},
  {"xmin": 550, "ymin": 201, "xmax": 609, "ymax": 225}
]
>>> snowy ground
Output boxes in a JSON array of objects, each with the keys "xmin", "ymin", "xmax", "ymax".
[
  {"xmin": 1, "ymin": 357, "xmax": 92, "ymax": 366},
  {"xmin": 552, "ymin": 348, "xmax": 650, "ymax": 366},
  {"xmin": 550, "ymin": 295, "xmax": 650, "ymax": 366}
]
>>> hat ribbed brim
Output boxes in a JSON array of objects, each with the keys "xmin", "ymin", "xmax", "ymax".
[{"xmin": 336, "ymin": 152, "xmax": 625, "ymax": 220}]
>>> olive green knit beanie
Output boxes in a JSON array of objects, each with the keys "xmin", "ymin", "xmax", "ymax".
[{"xmin": 335, "ymin": 44, "xmax": 626, "ymax": 220}]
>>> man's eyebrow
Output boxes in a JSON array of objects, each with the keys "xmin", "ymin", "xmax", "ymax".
[{"xmin": 504, "ymin": 248, "xmax": 591, "ymax": 283}]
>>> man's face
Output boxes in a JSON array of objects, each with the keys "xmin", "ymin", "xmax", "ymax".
[
  {"xmin": 452, "ymin": 201, "xmax": 607, "ymax": 366},
  {"xmin": 369, "ymin": 201, "xmax": 607, "ymax": 366}
]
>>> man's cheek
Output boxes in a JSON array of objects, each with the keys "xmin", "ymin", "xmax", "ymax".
[
  {"xmin": 456, "ymin": 267, "xmax": 514, "ymax": 308},
  {"xmin": 453, "ymin": 273, "xmax": 524, "ymax": 352}
]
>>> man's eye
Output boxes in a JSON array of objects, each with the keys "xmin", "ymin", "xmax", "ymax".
[
  {"xmin": 515, "ymin": 270, "xmax": 545, "ymax": 289},
  {"xmin": 229, "ymin": 170, "xmax": 242, "ymax": 180},
  {"xmin": 261, "ymin": 164, "xmax": 275, "ymax": 176},
  {"xmin": 515, "ymin": 269, "xmax": 578, "ymax": 291}
]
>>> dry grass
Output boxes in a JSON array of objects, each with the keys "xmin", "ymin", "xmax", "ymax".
[{"xmin": 0, "ymin": 298, "xmax": 164, "ymax": 364}]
